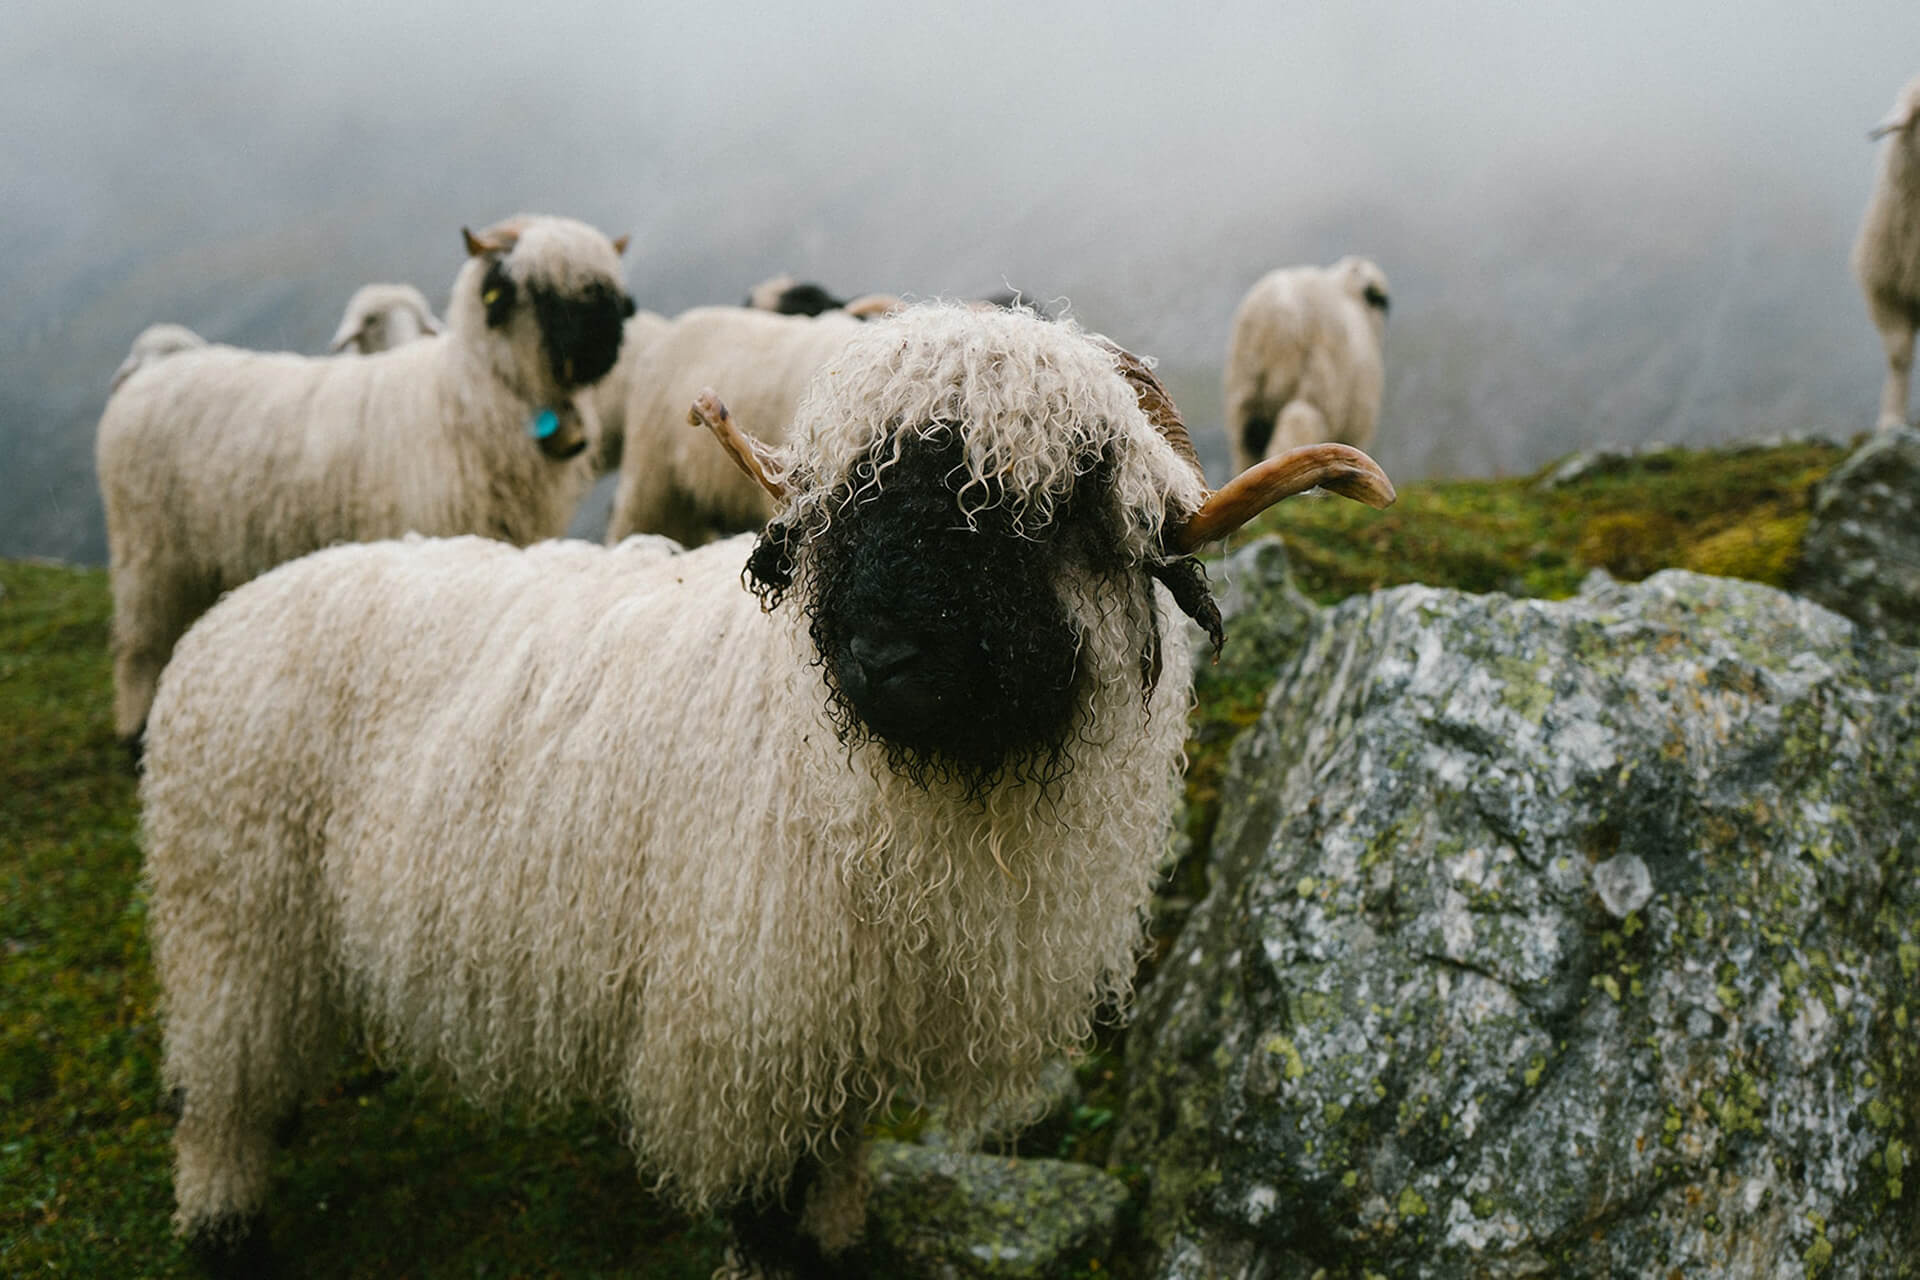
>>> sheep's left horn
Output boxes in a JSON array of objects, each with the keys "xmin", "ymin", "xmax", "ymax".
[
  {"xmin": 462, "ymin": 220, "xmax": 525, "ymax": 257},
  {"xmin": 1096, "ymin": 339, "xmax": 1206, "ymax": 485},
  {"xmin": 1169, "ymin": 444, "xmax": 1396, "ymax": 553},
  {"xmin": 843, "ymin": 293, "xmax": 903, "ymax": 319},
  {"xmin": 689, "ymin": 389, "xmax": 788, "ymax": 502}
]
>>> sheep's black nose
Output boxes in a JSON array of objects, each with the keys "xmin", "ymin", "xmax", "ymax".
[{"xmin": 849, "ymin": 634, "xmax": 922, "ymax": 685}]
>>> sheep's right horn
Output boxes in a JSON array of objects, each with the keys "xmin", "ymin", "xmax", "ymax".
[
  {"xmin": 1170, "ymin": 445, "xmax": 1395, "ymax": 552},
  {"xmin": 688, "ymin": 389, "xmax": 788, "ymax": 502}
]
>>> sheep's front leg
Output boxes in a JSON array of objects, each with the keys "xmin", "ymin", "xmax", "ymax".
[
  {"xmin": 717, "ymin": 1142, "xmax": 870, "ymax": 1279},
  {"xmin": 1870, "ymin": 295, "xmax": 1916, "ymax": 430}
]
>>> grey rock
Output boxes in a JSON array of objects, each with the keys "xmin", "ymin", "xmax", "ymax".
[
  {"xmin": 1794, "ymin": 424, "xmax": 1920, "ymax": 647},
  {"xmin": 1590, "ymin": 853, "xmax": 1652, "ymax": 920},
  {"xmin": 1115, "ymin": 571, "xmax": 1920, "ymax": 1279},
  {"xmin": 861, "ymin": 1140, "xmax": 1131, "ymax": 1278},
  {"xmin": 1533, "ymin": 440, "xmax": 1682, "ymax": 490}
]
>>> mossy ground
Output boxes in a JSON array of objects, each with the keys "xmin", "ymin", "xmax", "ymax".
[{"xmin": 0, "ymin": 439, "xmax": 1850, "ymax": 1276}]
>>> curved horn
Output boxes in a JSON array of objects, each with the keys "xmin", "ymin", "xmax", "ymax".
[
  {"xmin": 1171, "ymin": 444, "xmax": 1395, "ymax": 553},
  {"xmin": 1093, "ymin": 337, "xmax": 1394, "ymax": 552},
  {"xmin": 1096, "ymin": 339, "xmax": 1206, "ymax": 484},
  {"xmin": 462, "ymin": 219, "xmax": 526, "ymax": 257},
  {"xmin": 688, "ymin": 389, "xmax": 788, "ymax": 502}
]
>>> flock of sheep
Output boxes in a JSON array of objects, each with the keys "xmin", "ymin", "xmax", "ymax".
[{"xmin": 89, "ymin": 70, "xmax": 1920, "ymax": 1278}]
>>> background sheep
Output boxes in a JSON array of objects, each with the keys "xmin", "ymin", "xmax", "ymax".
[
  {"xmin": 1853, "ymin": 72, "xmax": 1920, "ymax": 431},
  {"xmin": 605, "ymin": 304, "xmax": 865, "ymax": 545},
  {"xmin": 139, "ymin": 303, "xmax": 1393, "ymax": 1274},
  {"xmin": 1224, "ymin": 255, "xmax": 1390, "ymax": 473},
  {"xmin": 108, "ymin": 323, "xmax": 206, "ymax": 394},
  {"xmin": 326, "ymin": 282, "xmax": 443, "ymax": 354},
  {"xmin": 95, "ymin": 213, "xmax": 633, "ymax": 750}
]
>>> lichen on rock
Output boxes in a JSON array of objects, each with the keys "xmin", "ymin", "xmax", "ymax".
[{"xmin": 1114, "ymin": 570, "xmax": 1920, "ymax": 1278}]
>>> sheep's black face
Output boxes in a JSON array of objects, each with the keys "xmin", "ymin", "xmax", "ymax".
[
  {"xmin": 528, "ymin": 280, "xmax": 628, "ymax": 390},
  {"xmin": 766, "ymin": 282, "xmax": 847, "ymax": 317},
  {"xmin": 760, "ymin": 428, "xmax": 1145, "ymax": 794}
]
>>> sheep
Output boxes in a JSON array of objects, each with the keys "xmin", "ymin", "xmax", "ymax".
[
  {"xmin": 109, "ymin": 323, "xmax": 206, "ymax": 393},
  {"xmin": 139, "ymin": 302, "xmax": 1395, "ymax": 1276},
  {"xmin": 326, "ymin": 282, "xmax": 442, "ymax": 354},
  {"xmin": 1853, "ymin": 73, "xmax": 1920, "ymax": 431},
  {"xmin": 605, "ymin": 304, "xmax": 867, "ymax": 545},
  {"xmin": 95, "ymin": 214, "xmax": 634, "ymax": 751},
  {"xmin": 746, "ymin": 272, "xmax": 849, "ymax": 316},
  {"xmin": 1224, "ymin": 255, "xmax": 1391, "ymax": 473}
]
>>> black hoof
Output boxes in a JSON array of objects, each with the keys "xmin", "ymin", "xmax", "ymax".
[{"xmin": 187, "ymin": 1211, "xmax": 274, "ymax": 1279}]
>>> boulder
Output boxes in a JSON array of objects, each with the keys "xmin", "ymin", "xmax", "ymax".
[
  {"xmin": 1114, "ymin": 570, "xmax": 1920, "ymax": 1278},
  {"xmin": 1794, "ymin": 424, "xmax": 1920, "ymax": 646},
  {"xmin": 862, "ymin": 1141, "xmax": 1131, "ymax": 1278}
]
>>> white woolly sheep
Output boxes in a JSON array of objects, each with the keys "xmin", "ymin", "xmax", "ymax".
[
  {"xmin": 109, "ymin": 323, "xmax": 206, "ymax": 393},
  {"xmin": 1224, "ymin": 255, "xmax": 1391, "ymax": 473},
  {"xmin": 326, "ymin": 282, "xmax": 443, "ymax": 354},
  {"xmin": 1853, "ymin": 73, "xmax": 1920, "ymax": 431},
  {"xmin": 605, "ymin": 304, "xmax": 866, "ymax": 545},
  {"xmin": 139, "ymin": 303, "xmax": 1394, "ymax": 1276},
  {"xmin": 95, "ymin": 214, "xmax": 634, "ymax": 750}
]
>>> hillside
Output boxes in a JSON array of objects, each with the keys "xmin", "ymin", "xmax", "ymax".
[{"xmin": 0, "ymin": 438, "xmax": 1853, "ymax": 1276}]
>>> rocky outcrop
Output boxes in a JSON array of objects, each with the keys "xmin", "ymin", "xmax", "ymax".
[
  {"xmin": 861, "ymin": 1141, "xmax": 1132, "ymax": 1278},
  {"xmin": 1794, "ymin": 424, "xmax": 1920, "ymax": 646},
  {"xmin": 1114, "ymin": 569, "xmax": 1920, "ymax": 1278}
]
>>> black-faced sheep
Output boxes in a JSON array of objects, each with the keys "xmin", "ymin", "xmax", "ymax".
[
  {"xmin": 1854, "ymin": 73, "xmax": 1920, "ymax": 430},
  {"xmin": 1224, "ymin": 255, "xmax": 1390, "ymax": 473},
  {"xmin": 326, "ymin": 282, "xmax": 443, "ymax": 354},
  {"xmin": 139, "ymin": 303, "xmax": 1393, "ymax": 1276},
  {"xmin": 95, "ymin": 214, "xmax": 634, "ymax": 750}
]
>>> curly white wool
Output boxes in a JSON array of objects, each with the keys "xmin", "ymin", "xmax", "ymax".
[
  {"xmin": 1224, "ymin": 255, "xmax": 1389, "ymax": 472},
  {"xmin": 1853, "ymin": 73, "xmax": 1920, "ymax": 430},
  {"xmin": 142, "ymin": 305, "xmax": 1203, "ymax": 1247}
]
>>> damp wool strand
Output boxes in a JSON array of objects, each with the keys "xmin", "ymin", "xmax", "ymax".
[
  {"xmin": 1853, "ymin": 72, "xmax": 1920, "ymax": 430},
  {"xmin": 143, "ymin": 304, "xmax": 1263, "ymax": 1272},
  {"xmin": 606, "ymin": 304, "xmax": 866, "ymax": 545},
  {"xmin": 1224, "ymin": 255, "xmax": 1390, "ymax": 472},
  {"xmin": 96, "ymin": 213, "xmax": 633, "ymax": 745}
]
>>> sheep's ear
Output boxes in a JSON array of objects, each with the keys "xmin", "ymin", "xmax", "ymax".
[
  {"xmin": 480, "ymin": 259, "xmax": 517, "ymax": 329},
  {"xmin": 745, "ymin": 519, "xmax": 799, "ymax": 605},
  {"xmin": 611, "ymin": 234, "xmax": 630, "ymax": 256}
]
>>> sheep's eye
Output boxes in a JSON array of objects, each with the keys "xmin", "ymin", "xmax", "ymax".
[{"xmin": 1364, "ymin": 284, "xmax": 1390, "ymax": 313}]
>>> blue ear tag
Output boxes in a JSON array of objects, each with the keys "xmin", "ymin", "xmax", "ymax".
[{"xmin": 530, "ymin": 408, "xmax": 560, "ymax": 440}]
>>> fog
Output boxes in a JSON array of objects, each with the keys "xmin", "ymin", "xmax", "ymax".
[{"xmin": 3, "ymin": 0, "xmax": 1914, "ymax": 561}]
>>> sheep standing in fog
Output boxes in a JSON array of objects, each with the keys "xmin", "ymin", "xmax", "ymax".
[
  {"xmin": 95, "ymin": 214, "xmax": 632, "ymax": 750},
  {"xmin": 327, "ymin": 282, "xmax": 442, "ymax": 354},
  {"xmin": 1224, "ymin": 255, "xmax": 1390, "ymax": 472},
  {"xmin": 140, "ymin": 303, "xmax": 1394, "ymax": 1276},
  {"xmin": 606, "ymin": 304, "xmax": 865, "ymax": 544},
  {"xmin": 1854, "ymin": 73, "xmax": 1920, "ymax": 431},
  {"xmin": 109, "ymin": 323, "xmax": 206, "ymax": 393}
]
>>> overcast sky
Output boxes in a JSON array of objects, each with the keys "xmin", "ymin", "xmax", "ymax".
[{"xmin": 2, "ymin": 1, "xmax": 1916, "ymax": 558}]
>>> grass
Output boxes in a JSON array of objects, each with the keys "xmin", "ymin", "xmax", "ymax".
[{"xmin": 0, "ymin": 437, "xmax": 1850, "ymax": 1276}]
